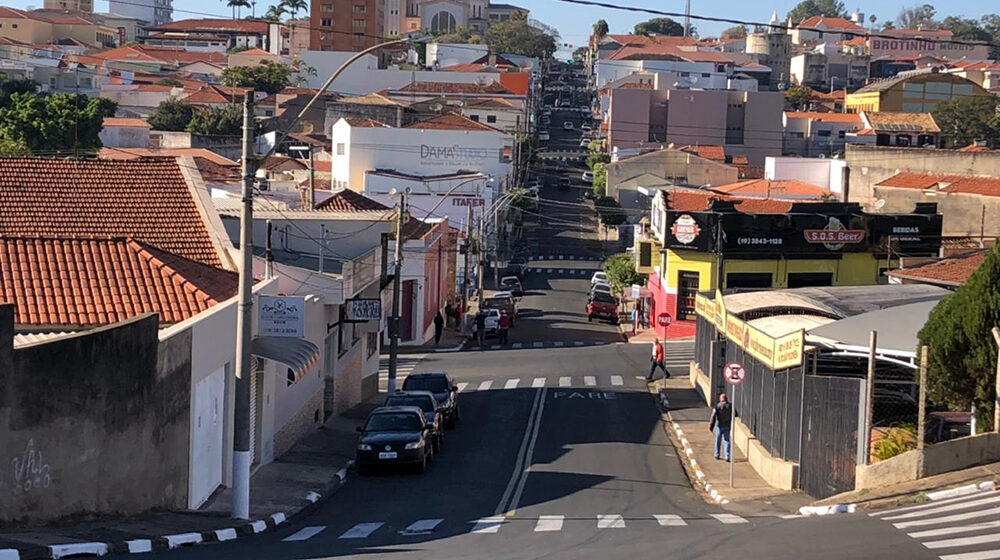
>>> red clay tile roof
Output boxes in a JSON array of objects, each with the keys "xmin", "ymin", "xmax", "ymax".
[
  {"xmin": 103, "ymin": 117, "xmax": 152, "ymax": 128},
  {"xmin": 343, "ymin": 117, "xmax": 391, "ymax": 127},
  {"xmin": 405, "ymin": 113, "xmax": 503, "ymax": 132},
  {"xmin": 887, "ymin": 250, "xmax": 985, "ymax": 287},
  {"xmin": 314, "ymin": 189, "xmax": 391, "ymax": 212},
  {"xmin": 193, "ymin": 157, "xmax": 239, "ymax": 184},
  {"xmin": 0, "ymin": 236, "xmax": 237, "ymax": 327},
  {"xmin": 90, "ymin": 45, "xmax": 228, "ymax": 66},
  {"xmin": 260, "ymin": 155, "xmax": 308, "ymax": 171},
  {"xmin": 0, "ymin": 158, "xmax": 225, "ymax": 267},
  {"xmin": 784, "ymin": 111, "xmax": 863, "ymax": 124},
  {"xmin": 678, "ymin": 145, "xmax": 725, "ymax": 161},
  {"xmin": 733, "ymin": 198, "xmax": 794, "ymax": 214},
  {"xmin": 665, "ymin": 189, "xmax": 815, "ymax": 214},
  {"xmin": 398, "ymin": 81, "xmax": 510, "ymax": 94},
  {"xmin": 618, "ymin": 82, "xmax": 653, "ymax": 90},
  {"xmin": 147, "ymin": 18, "xmax": 270, "ymax": 33},
  {"xmin": 97, "ymin": 147, "xmax": 237, "ymax": 166},
  {"xmin": 797, "ymin": 16, "xmax": 865, "ymax": 31},
  {"xmin": 876, "ymin": 172, "xmax": 1000, "ymax": 197},
  {"xmin": 440, "ymin": 63, "xmax": 502, "ymax": 72},
  {"xmin": 711, "ymin": 179, "xmax": 833, "ymax": 199},
  {"xmin": 607, "ymin": 44, "xmax": 732, "ymax": 62},
  {"xmin": 391, "ymin": 217, "xmax": 435, "ymax": 241}
]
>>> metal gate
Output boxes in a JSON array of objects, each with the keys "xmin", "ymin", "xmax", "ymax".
[{"xmin": 799, "ymin": 375, "xmax": 865, "ymax": 499}]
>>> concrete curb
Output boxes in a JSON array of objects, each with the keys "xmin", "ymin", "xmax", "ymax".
[
  {"xmin": 655, "ymin": 389, "xmax": 730, "ymax": 506},
  {"xmin": 2, "ymin": 459, "xmax": 355, "ymax": 559},
  {"xmin": 819, "ymin": 479, "xmax": 997, "ymax": 514},
  {"xmin": 926, "ymin": 480, "xmax": 995, "ymax": 501},
  {"xmin": 798, "ymin": 504, "xmax": 857, "ymax": 516}
]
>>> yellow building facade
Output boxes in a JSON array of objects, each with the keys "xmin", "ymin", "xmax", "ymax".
[{"xmin": 846, "ymin": 71, "xmax": 988, "ymax": 113}]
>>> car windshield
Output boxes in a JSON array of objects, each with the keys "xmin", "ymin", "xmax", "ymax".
[
  {"xmin": 403, "ymin": 376, "xmax": 450, "ymax": 393},
  {"xmin": 592, "ymin": 293, "xmax": 616, "ymax": 304},
  {"xmin": 385, "ymin": 396, "xmax": 435, "ymax": 412},
  {"xmin": 364, "ymin": 413, "xmax": 424, "ymax": 432},
  {"xmin": 484, "ymin": 297, "xmax": 513, "ymax": 308}
]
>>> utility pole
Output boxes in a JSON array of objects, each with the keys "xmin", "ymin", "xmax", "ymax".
[
  {"xmin": 477, "ymin": 214, "xmax": 486, "ymax": 307},
  {"xmin": 387, "ymin": 191, "xmax": 408, "ymax": 395},
  {"xmin": 308, "ymin": 146, "xmax": 316, "ymax": 208},
  {"xmin": 232, "ymin": 90, "xmax": 255, "ymax": 520}
]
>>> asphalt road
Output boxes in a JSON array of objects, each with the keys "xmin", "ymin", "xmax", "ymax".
[{"xmin": 108, "ymin": 66, "xmax": 949, "ymax": 560}]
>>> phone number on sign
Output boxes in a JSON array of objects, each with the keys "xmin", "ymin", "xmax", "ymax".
[{"xmin": 737, "ymin": 237, "xmax": 783, "ymax": 246}]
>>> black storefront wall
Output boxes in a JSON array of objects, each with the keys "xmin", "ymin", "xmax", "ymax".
[{"xmin": 663, "ymin": 202, "xmax": 942, "ymax": 258}]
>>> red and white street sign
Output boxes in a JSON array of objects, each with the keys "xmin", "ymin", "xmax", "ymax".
[
  {"xmin": 723, "ymin": 361, "xmax": 746, "ymax": 385},
  {"xmin": 656, "ymin": 313, "xmax": 672, "ymax": 326}
]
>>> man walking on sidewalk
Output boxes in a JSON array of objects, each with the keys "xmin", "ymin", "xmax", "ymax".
[
  {"xmin": 646, "ymin": 339, "xmax": 669, "ymax": 381},
  {"xmin": 433, "ymin": 311, "xmax": 444, "ymax": 346},
  {"xmin": 709, "ymin": 394, "xmax": 733, "ymax": 461},
  {"xmin": 475, "ymin": 310, "xmax": 487, "ymax": 348},
  {"xmin": 498, "ymin": 310, "xmax": 510, "ymax": 345}
]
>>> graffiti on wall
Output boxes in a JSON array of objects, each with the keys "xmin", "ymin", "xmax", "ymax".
[{"xmin": 11, "ymin": 439, "xmax": 51, "ymax": 493}]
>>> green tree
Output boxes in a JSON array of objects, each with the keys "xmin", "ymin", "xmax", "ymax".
[
  {"xmin": 485, "ymin": 12, "xmax": 557, "ymax": 59},
  {"xmin": 0, "ymin": 137, "xmax": 30, "ymax": 156},
  {"xmin": 592, "ymin": 19, "xmax": 609, "ymax": 38},
  {"xmin": 784, "ymin": 84, "xmax": 815, "ymax": 110},
  {"xmin": 224, "ymin": 0, "xmax": 251, "ymax": 19},
  {"xmin": 721, "ymin": 25, "xmax": 748, "ymax": 39},
  {"xmin": 982, "ymin": 14, "xmax": 1000, "ymax": 58},
  {"xmin": 603, "ymin": 253, "xmax": 644, "ymax": 295},
  {"xmin": 932, "ymin": 94, "xmax": 1000, "ymax": 148},
  {"xmin": 633, "ymin": 17, "xmax": 684, "ymax": 37},
  {"xmin": 917, "ymin": 242, "xmax": 1000, "ymax": 431},
  {"xmin": 280, "ymin": 0, "xmax": 306, "ymax": 19},
  {"xmin": 586, "ymin": 151, "xmax": 609, "ymax": 170},
  {"xmin": 786, "ymin": 0, "xmax": 847, "ymax": 23},
  {"xmin": 148, "ymin": 98, "xmax": 196, "ymax": 131},
  {"xmin": 155, "ymin": 77, "xmax": 184, "ymax": 87},
  {"xmin": 572, "ymin": 46, "xmax": 589, "ymax": 61},
  {"xmin": 435, "ymin": 26, "xmax": 481, "ymax": 44},
  {"xmin": 221, "ymin": 60, "xmax": 291, "ymax": 94},
  {"xmin": 594, "ymin": 194, "xmax": 625, "ymax": 226},
  {"xmin": 897, "ymin": 4, "xmax": 938, "ymax": 29},
  {"xmin": 291, "ymin": 58, "xmax": 317, "ymax": 87},
  {"xmin": 186, "ymin": 104, "xmax": 243, "ymax": 136},
  {"xmin": 0, "ymin": 78, "xmax": 39, "ymax": 108},
  {"xmin": 262, "ymin": 3, "xmax": 285, "ymax": 21},
  {"xmin": 0, "ymin": 92, "xmax": 115, "ymax": 153},
  {"xmin": 941, "ymin": 16, "xmax": 993, "ymax": 42},
  {"xmin": 591, "ymin": 161, "xmax": 608, "ymax": 196}
]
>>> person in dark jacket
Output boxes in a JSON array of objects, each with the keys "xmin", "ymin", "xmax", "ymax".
[
  {"xmin": 433, "ymin": 311, "xmax": 445, "ymax": 345},
  {"xmin": 475, "ymin": 311, "xmax": 487, "ymax": 348},
  {"xmin": 708, "ymin": 394, "xmax": 733, "ymax": 461}
]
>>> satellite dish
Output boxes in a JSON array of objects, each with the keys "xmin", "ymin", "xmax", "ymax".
[{"xmin": 874, "ymin": 199, "xmax": 886, "ymax": 210}]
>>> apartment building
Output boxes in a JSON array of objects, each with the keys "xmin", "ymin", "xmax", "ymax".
[{"xmin": 310, "ymin": 0, "xmax": 385, "ymax": 52}]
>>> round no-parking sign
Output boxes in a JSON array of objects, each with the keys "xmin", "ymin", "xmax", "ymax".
[{"xmin": 723, "ymin": 362, "xmax": 746, "ymax": 385}]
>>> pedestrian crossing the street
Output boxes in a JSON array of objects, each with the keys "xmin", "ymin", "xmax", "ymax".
[
  {"xmin": 445, "ymin": 375, "xmax": 649, "ymax": 392},
  {"xmin": 871, "ymin": 486, "xmax": 1000, "ymax": 560},
  {"xmin": 284, "ymin": 512, "xmax": 755, "ymax": 544}
]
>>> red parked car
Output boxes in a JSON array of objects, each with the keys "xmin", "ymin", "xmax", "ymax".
[{"xmin": 587, "ymin": 292, "xmax": 619, "ymax": 324}]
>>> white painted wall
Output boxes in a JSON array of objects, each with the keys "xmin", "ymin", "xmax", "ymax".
[
  {"xmin": 425, "ymin": 42, "xmax": 489, "ymax": 69},
  {"xmin": 271, "ymin": 296, "xmax": 325, "ymax": 438},
  {"xmin": 595, "ymin": 59, "xmax": 729, "ymax": 90},
  {"xmin": 331, "ymin": 119, "xmax": 512, "ymax": 191},
  {"xmin": 460, "ymin": 106, "xmax": 521, "ymax": 133},
  {"xmin": 765, "ymin": 156, "xmax": 846, "ymax": 195}
]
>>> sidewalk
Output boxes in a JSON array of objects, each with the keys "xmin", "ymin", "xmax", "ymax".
[
  {"xmin": 649, "ymin": 376, "xmax": 811, "ymax": 514},
  {"xmin": 814, "ymin": 461, "xmax": 1000, "ymax": 510},
  {"xmin": 396, "ymin": 325, "xmax": 468, "ymax": 354},
  {"xmin": 0, "ymin": 396, "xmax": 384, "ymax": 559}
]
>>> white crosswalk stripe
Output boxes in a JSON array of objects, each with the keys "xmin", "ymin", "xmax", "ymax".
[
  {"xmin": 559, "ymin": 376, "xmax": 571, "ymax": 387},
  {"xmin": 456, "ymin": 382, "xmax": 469, "ymax": 392},
  {"xmin": 401, "ymin": 519, "xmax": 443, "ymax": 535},
  {"xmin": 597, "ymin": 514, "xmax": 626, "ymax": 529},
  {"xmin": 470, "ymin": 516, "xmax": 505, "ymax": 534},
  {"xmin": 452, "ymin": 375, "xmax": 645, "ymax": 391},
  {"xmin": 653, "ymin": 514, "xmax": 687, "ymax": 526},
  {"xmin": 710, "ymin": 514, "xmax": 748, "ymax": 524},
  {"xmin": 584, "ymin": 376, "xmax": 596, "ymax": 386},
  {"xmin": 874, "ymin": 488, "xmax": 1000, "ymax": 560},
  {"xmin": 532, "ymin": 377, "xmax": 546, "ymax": 388},
  {"xmin": 611, "ymin": 375, "xmax": 623, "ymax": 386},
  {"xmin": 282, "ymin": 526, "xmax": 326, "ymax": 541},
  {"xmin": 339, "ymin": 523, "xmax": 383, "ymax": 539},
  {"xmin": 534, "ymin": 515, "xmax": 564, "ymax": 532},
  {"xmin": 478, "ymin": 380, "xmax": 493, "ymax": 391},
  {"xmin": 504, "ymin": 378, "xmax": 520, "ymax": 390}
]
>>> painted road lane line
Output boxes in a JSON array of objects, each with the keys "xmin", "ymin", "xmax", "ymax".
[
  {"xmin": 338, "ymin": 523, "xmax": 384, "ymax": 539},
  {"xmin": 535, "ymin": 515, "xmax": 565, "ymax": 532},
  {"xmin": 505, "ymin": 378, "xmax": 521, "ymax": 390},
  {"xmin": 283, "ymin": 526, "xmax": 327, "ymax": 542},
  {"xmin": 597, "ymin": 514, "xmax": 626, "ymax": 529},
  {"xmin": 494, "ymin": 388, "xmax": 545, "ymax": 516},
  {"xmin": 401, "ymin": 519, "xmax": 444, "ymax": 535},
  {"xmin": 532, "ymin": 377, "xmax": 546, "ymax": 388},
  {"xmin": 470, "ymin": 517, "xmax": 505, "ymax": 534},
  {"xmin": 478, "ymin": 380, "xmax": 494, "ymax": 391},
  {"xmin": 654, "ymin": 514, "xmax": 687, "ymax": 526},
  {"xmin": 559, "ymin": 377, "xmax": 571, "ymax": 387},
  {"xmin": 908, "ymin": 519, "xmax": 1000, "ymax": 539},
  {"xmin": 711, "ymin": 514, "xmax": 748, "ymax": 524},
  {"xmin": 507, "ymin": 388, "xmax": 548, "ymax": 516},
  {"xmin": 456, "ymin": 382, "xmax": 469, "ymax": 392},
  {"xmin": 611, "ymin": 375, "xmax": 623, "ymax": 386},
  {"xmin": 924, "ymin": 533, "xmax": 1000, "ymax": 550}
]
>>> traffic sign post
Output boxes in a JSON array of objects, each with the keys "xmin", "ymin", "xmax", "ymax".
[{"xmin": 723, "ymin": 361, "xmax": 746, "ymax": 488}]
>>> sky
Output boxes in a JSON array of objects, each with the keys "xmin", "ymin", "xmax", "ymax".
[{"xmin": 5, "ymin": 0, "xmax": 997, "ymax": 44}]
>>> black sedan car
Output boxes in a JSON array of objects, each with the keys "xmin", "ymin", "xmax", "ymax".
[
  {"xmin": 401, "ymin": 372, "xmax": 460, "ymax": 428},
  {"xmin": 356, "ymin": 406, "xmax": 434, "ymax": 474},
  {"xmin": 383, "ymin": 391, "xmax": 444, "ymax": 452}
]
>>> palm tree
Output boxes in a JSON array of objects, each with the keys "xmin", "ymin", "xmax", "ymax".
[
  {"xmin": 225, "ymin": 0, "xmax": 251, "ymax": 19},
  {"xmin": 263, "ymin": 4, "xmax": 285, "ymax": 21},
  {"xmin": 592, "ymin": 19, "xmax": 609, "ymax": 38},
  {"xmin": 280, "ymin": 0, "xmax": 307, "ymax": 20}
]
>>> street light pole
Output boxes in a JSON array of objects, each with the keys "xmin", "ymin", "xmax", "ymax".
[
  {"xmin": 387, "ymin": 190, "xmax": 408, "ymax": 395},
  {"xmin": 232, "ymin": 90, "xmax": 256, "ymax": 520}
]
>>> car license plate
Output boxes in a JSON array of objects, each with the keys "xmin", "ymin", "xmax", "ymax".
[{"xmin": 378, "ymin": 452, "xmax": 397, "ymax": 459}]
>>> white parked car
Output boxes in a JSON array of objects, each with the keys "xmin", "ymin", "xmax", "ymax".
[
  {"xmin": 582, "ymin": 170, "xmax": 594, "ymax": 183},
  {"xmin": 591, "ymin": 271, "xmax": 608, "ymax": 285},
  {"xmin": 563, "ymin": 121, "xmax": 574, "ymax": 130},
  {"xmin": 580, "ymin": 138, "xmax": 591, "ymax": 148},
  {"xmin": 539, "ymin": 131, "xmax": 550, "ymax": 141},
  {"xmin": 581, "ymin": 124, "xmax": 593, "ymax": 133},
  {"xmin": 591, "ymin": 283, "xmax": 613, "ymax": 297}
]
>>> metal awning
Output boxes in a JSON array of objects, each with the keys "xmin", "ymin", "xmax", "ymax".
[{"xmin": 251, "ymin": 336, "xmax": 321, "ymax": 382}]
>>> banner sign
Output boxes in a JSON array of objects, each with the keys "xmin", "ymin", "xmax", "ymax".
[
  {"xmin": 344, "ymin": 298, "xmax": 382, "ymax": 322},
  {"xmin": 695, "ymin": 291, "xmax": 804, "ymax": 370},
  {"xmin": 259, "ymin": 296, "xmax": 305, "ymax": 337}
]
